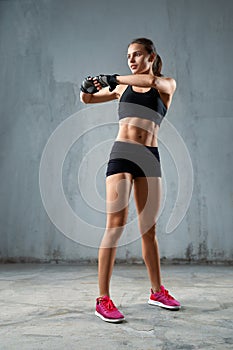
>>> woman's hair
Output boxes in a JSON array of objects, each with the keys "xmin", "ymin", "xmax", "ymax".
[{"xmin": 128, "ymin": 37, "xmax": 163, "ymax": 76}]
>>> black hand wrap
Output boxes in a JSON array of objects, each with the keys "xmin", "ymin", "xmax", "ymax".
[
  {"xmin": 96, "ymin": 74, "xmax": 119, "ymax": 92},
  {"xmin": 80, "ymin": 77, "xmax": 98, "ymax": 94}
]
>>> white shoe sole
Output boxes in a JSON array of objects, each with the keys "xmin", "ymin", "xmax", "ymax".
[
  {"xmin": 148, "ymin": 299, "xmax": 181, "ymax": 310},
  {"xmin": 95, "ymin": 311, "xmax": 125, "ymax": 323}
]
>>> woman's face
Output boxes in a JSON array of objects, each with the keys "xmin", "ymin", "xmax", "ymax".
[{"xmin": 127, "ymin": 43, "xmax": 155, "ymax": 74}]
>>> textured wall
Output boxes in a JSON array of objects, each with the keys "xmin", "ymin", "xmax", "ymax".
[{"xmin": 0, "ymin": 0, "xmax": 232, "ymax": 263}]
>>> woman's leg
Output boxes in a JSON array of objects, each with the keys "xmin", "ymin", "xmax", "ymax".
[
  {"xmin": 134, "ymin": 176, "xmax": 162, "ymax": 292},
  {"xmin": 98, "ymin": 173, "xmax": 133, "ymax": 297}
]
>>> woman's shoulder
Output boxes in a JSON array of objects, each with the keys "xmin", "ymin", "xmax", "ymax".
[{"xmin": 157, "ymin": 75, "xmax": 177, "ymax": 88}]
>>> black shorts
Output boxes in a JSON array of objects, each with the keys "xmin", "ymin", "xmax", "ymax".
[{"xmin": 106, "ymin": 141, "xmax": 161, "ymax": 178}]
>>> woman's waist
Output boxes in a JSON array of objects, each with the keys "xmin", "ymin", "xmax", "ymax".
[
  {"xmin": 116, "ymin": 123, "xmax": 158, "ymax": 147},
  {"xmin": 115, "ymin": 136, "xmax": 158, "ymax": 147},
  {"xmin": 119, "ymin": 116, "xmax": 159, "ymax": 131},
  {"xmin": 109, "ymin": 140, "xmax": 160, "ymax": 160}
]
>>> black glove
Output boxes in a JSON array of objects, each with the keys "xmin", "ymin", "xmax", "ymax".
[
  {"xmin": 96, "ymin": 74, "xmax": 119, "ymax": 92},
  {"xmin": 80, "ymin": 76, "xmax": 98, "ymax": 94}
]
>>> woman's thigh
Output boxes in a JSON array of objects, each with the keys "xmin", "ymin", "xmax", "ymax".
[
  {"xmin": 105, "ymin": 172, "xmax": 133, "ymax": 227},
  {"xmin": 133, "ymin": 176, "xmax": 162, "ymax": 235}
]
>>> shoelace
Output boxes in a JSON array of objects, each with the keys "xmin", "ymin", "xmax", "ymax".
[
  {"xmin": 163, "ymin": 289, "xmax": 175, "ymax": 300},
  {"xmin": 100, "ymin": 298, "xmax": 117, "ymax": 311}
]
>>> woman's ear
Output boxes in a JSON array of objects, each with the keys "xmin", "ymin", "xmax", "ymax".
[{"xmin": 149, "ymin": 52, "xmax": 156, "ymax": 62}]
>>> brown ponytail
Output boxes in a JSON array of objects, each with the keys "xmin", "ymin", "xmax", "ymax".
[
  {"xmin": 128, "ymin": 37, "xmax": 163, "ymax": 77},
  {"xmin": 153, "ymin": 53, "xmax": 163, "ymax": 77}
]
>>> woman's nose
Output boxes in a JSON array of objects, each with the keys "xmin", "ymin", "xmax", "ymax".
[{"xmin": 129, "ymin": 56, "xmax": 135, "ymax": 63}]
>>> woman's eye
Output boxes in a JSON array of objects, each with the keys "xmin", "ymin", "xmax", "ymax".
[{"xmin": 127, "ymin": 52, "xmax": 141, "ymax": 59}]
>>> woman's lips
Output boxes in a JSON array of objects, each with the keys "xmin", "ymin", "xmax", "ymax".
[{"xmin": 131, "ymin": 65, "xmax": 137, "ymax": 70}]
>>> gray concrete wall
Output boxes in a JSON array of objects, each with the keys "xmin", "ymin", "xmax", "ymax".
[{"xmin": 0, "ymin": 0, "xmax": 232, "ymax": 263}]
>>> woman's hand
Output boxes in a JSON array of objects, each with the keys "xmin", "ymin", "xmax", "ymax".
[
  {"xmin": 92, "ymin": 77, "xmax": 103, "ymax": 91},
  {"xmin": 93, "ymin": 74, "xmax": 119, "ymax": 92},
  {"xmin": 80, "ymin": 76, "xmax": 99, "ymax": 94},
  {"xmin": 80, "ymin": 75, "xmax": 119, "ymax": 104}
]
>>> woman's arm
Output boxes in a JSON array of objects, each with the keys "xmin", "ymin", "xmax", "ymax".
[
  {"xmin": 116, "ymin": 74, "xmax": 176, "ymax": 95},
  {"xmin": 80, "ymin": 73, "xmax": 176, "ymax": 104},
  {"xmin": 80, "ymin": 86, "xmax": 119, "ymax": 104}
]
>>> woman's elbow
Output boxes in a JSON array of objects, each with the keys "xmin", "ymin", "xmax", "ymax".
[
  {"xmin": 80, "ymin": 92, "xmax": 91, "ymax": 104},
  {"xmin": 150, "ymin": 75, "xmax": 159, "ymax": 88}
]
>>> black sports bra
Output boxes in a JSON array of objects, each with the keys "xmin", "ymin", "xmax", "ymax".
[{"xmin": 118, "ymin": 85, "xmax": 167, "ymax": 126}]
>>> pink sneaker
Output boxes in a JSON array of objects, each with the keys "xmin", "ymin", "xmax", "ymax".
[
  {"xmin": 95, "ymin": 295, "xmax": 125, "ymax": 323},
  {"xmin": 148, "ymin": 285, "xmax": 181, "ymax": 310}
]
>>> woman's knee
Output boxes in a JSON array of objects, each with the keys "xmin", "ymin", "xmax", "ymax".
[
  {"xmin": 140, "ymin": 222, "xmax": 157, "ymax": 240},
  {"xmin": 101, "ymin": 212, "xmax": 128, "ymax": 248},
  {"xmin": 106, "ymin": 210, "xmax": 128, "ymax": 228},
  {"xmin": 139, "ymin": 219, "xmax": 157, "ymax": 237},
  {"xmin": 100, "ymin": 226, "xmax": 124, "ymax": 248}
]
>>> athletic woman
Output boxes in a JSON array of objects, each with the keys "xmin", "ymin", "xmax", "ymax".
[{"xmin": 80, "ymin": 38, "xmax": 181, "ymax": 323}]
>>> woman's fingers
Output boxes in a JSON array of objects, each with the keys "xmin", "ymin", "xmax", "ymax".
[
  {"xmin": 86, "ymin": 76, "xmax": 102, "ymax": 90},
  {"xmin": 93, "ymin": 78, "xmax": 102, "ymax": 90}
]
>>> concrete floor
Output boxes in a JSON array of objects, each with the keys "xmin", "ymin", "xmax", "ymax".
[{"xmin": 0, "ymin": 263, "xmax": 232, "ymax": 350}]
